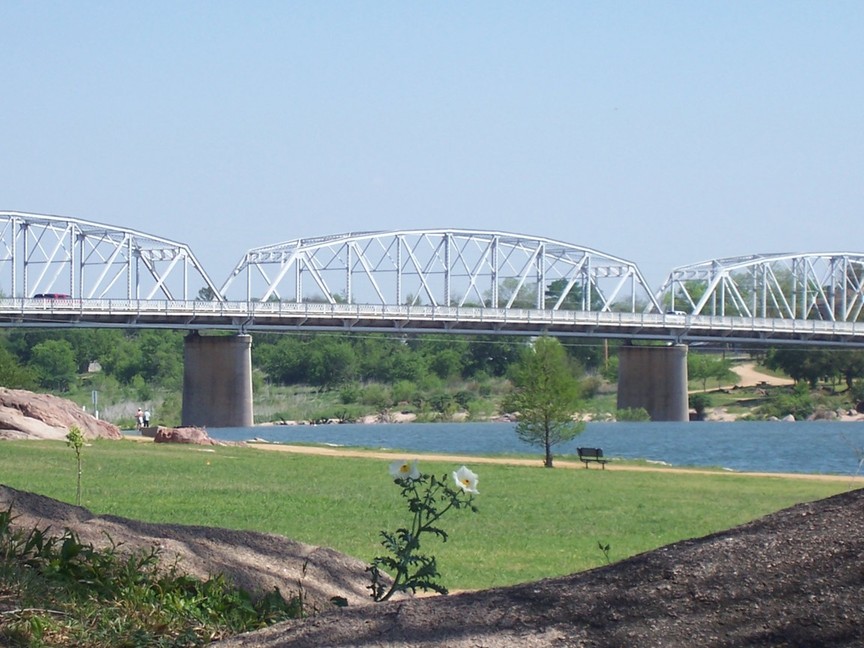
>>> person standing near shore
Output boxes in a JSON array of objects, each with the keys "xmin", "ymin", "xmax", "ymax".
[
  {"xmin": 136, "ymin": 408, "xmax": 144, "ymax": 430},
  {"xmin": 144, "ymin": 409, "xmax": 151, "ymax": 427}
]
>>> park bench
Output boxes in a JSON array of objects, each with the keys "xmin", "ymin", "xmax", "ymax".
[{"xmin": 577, "ymin": 447, "xmax": 610, "ymax": 469}]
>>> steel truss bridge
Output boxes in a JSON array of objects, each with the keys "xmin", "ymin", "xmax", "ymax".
[{"xmin": 1, "ymin": 211, "xmax": 863, "ymax": 347}]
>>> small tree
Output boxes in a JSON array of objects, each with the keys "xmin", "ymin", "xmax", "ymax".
[
  {"xmin": 66, "ymin": 426, "xmax": 85, "ymax": 506},
  {"xmin": 688, "ymin": 353, "xmax": 733, "ymax": 392},
  {"xmin": 504, "ymin": 337, "xmax": 585, "ymax": 468}
]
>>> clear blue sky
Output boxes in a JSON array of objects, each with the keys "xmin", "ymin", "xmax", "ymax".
[{"xmin": 2, "ymin": 1, "xmax": 862, "ymax": 289}]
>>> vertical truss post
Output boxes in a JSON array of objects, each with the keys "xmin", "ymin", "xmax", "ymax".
[
  {"xmin": 444, "ymin": 233, "xmax": 451, "ymax": 307},
  {"xmin": 792, "ymin": 257, "xmax": 800, "ymax": 319},
  {"xmin": 396, "ymin": 236, "xmax": 403, "ymax": 305},
  {"xmin": 10, "ymin": 218, "xmax": 19, "ymax": 297},
  {"xmin": 246, "ymin": 254, "xmax": 253, "ymax": 303},
  {"xmin": 346, "ymin": 244, "xmax": 353, "ymax": 304},
  {"xmin": 839, "ymin": 257, "xmax": 847, "ymax": 320},
  {"xmin": 761, "ymin": 264, "xmax": 768, "ymax": 318},
  {"xmin": 584, "ymin": 257, "xmax": 591, "ymax": 311},
  {"xmin": 295, "ymin": 257, "xmax": 302, "ymax": 304},
  {"xmin": 491, "ymin": 236, "xmax": 499, "ymax": 308},
  {"xmin": 133, "ymin": 244, "xmax": 140, "ymax": 300},
  {"xmin": 536, "ymin": 244, "xmax": 545, "ymax": 310},
  {"xmin": 22, "ymin": 223, "xmax": 30, "ymax": 297},
  {"xmin": 77, "ymin": 232, "xmax": 85, "ymax": 298},
  {"xmin": 68, "ymin": 225, "xmax": 76, "ymax": 297}
]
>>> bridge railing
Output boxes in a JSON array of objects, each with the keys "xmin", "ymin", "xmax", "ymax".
[{"xmin": 0, "ymin": 298, "xmax": 861, "ymax": 345}]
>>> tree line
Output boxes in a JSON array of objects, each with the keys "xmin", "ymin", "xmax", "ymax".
[
  {"xmin": 0, "ymin": 329, "xmax": 616, "ymax": 394},
  {"xmin": 2, "ymin": 327, "xmax": 863, "ymax": 431},
  {"xmin": 3, "ymin": 328, "xmax": 864, "ymax": 398}
]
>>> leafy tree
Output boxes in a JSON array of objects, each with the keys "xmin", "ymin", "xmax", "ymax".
[
  {"xmin": 0, "ymin": 345, "xmax": 38, "ymax": 389},
  {"xmin": 356, "ymin": 336, "xmax": 427, "ymax": 383},
  {"xmin": 662, "ymin": 279, "xmax": 703, "ymax": 314},
  {"xmin": 307, "ymin": 337, "xmax": 357, "ymax": 386},
  {"xmin": 254, "ymin": 335, "xmax": 311, "ymax": 384},
  {"xmin": 831, "ymin": 350, "xmax": 864, "ymax": 390},
  {"xmin": 765, "ymin": 348, "xmax": 837, "ymax": 387},
  {"xmin": 411, "ymin": 338, "xmax": 469, "ymax": 379},
  {"xmin": 491, "ymin": 277, "xmax": 537, "ymax": 309},
  {"xmin": 426, "ymin": 348, "xmax": 464, "ymax": 380},
  {"xmin": 563, "ymin": 338, "xmax": 613, "ymax": 372},
  {"xmin": 137, "ymin": 330, "xmax": 184, "ymax": 389},
  {"xmin": 67, "ymin": 329, "xmax": 125, "ymax": 373},
  {"xmin": 29, "ymin": 339, "xmax": 78, "ymax": 391},
  {"xmin": 688, "ymin": 353, "xmax": 733, "ymax": 392},
  {"xmin": 504, "ymin": 337, "xmax": 585, "ymax": 468},
  {"xmin": 850, "ymin": 379, "xmax": 864, "ymax": 409},
  {"xmin": 464, "ymin": 336, "xmax": 525, "ymax": 378},
  {"xmin": 98, "ymin": 332, "xmax": 145, "ymax": 384},
  {"xmin": 544, "ymin": 278, "xmax": 604, "ymax": 311}
]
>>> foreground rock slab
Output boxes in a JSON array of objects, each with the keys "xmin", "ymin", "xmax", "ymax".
[
  {"xmin": 214, "ymin": 488, "xmax": 864, "ymax": 648},
  {"xmin": 0, "ymin": 485, "xmax": 378, "ymax": 613}
]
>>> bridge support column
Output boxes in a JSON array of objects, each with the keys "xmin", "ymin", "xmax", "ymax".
[
  {"xmin": 182, "ymin": 333, "xmax": 253, "ymax": 428},
  {"xmin": 617, "ymin": 344, "xmax": 689, "ymax": 422}
]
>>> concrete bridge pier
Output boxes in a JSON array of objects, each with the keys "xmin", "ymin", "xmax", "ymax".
[
  {"xmin": 182, "ymin": 333, "xmax": 253, "ymax": 428},
  {"xmin": 617, "ymin": 344, "xmax": 689, "ymax": 422}
]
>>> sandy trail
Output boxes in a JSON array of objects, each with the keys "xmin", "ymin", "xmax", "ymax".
[
  {"xmin": 245, "ymin": 441, "xmax": 856, "ymax": 483},
  {"xmin": 730, "ymin": 362, "xmax": 794, "ymax": 387}
]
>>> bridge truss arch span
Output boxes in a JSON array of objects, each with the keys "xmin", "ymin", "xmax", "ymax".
[
  {"xmin": 658, "ymin": 252, "xmax": 864, "ymax": 322},
  {"xmin": 221, "ymin": 229, "xmax": 662, "ymax": 313},
  {"xmin": 0, "ymin": 211, "xmax": 222, "ymax": 301}
]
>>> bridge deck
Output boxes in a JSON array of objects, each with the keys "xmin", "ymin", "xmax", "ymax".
[{"xmin": 1, "ymin": 299, "xmax": 861, "ymax": 346}]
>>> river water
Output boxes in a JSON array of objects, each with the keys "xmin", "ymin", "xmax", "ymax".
[{"xmin": 206, "ymin": 420, "xmax": 864, "ymax": 476}]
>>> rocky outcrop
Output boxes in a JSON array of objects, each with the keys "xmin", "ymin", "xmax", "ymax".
[
  {"xmin": 153, "ymin": 426, "xmax": 220, "ymax": 445},
  {"xmin": 0, "ymin": 485, "xmax": 384, "ymax": 613},
  {"xmin": 0, "ymin": 388, "xmax": 121, "ymax": 441}
]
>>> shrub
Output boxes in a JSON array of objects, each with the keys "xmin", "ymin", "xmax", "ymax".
[
  {"xmin": 616, "ymin": 407, "xmax": 651, "ymax": 422},
  {"xmin": 755, "ymin": 383, "xmax": 815, "ymax": 420},
  {"xmin": 0, "ymin": 507, "xmax": 302, "ymax": 647},
  {"xmin": 339, "ymin": 382, "xmax": 362, "ymax": 404},
  {"xmin": 689, "ymin": 393, "xmax": 712, "ymax": 421},
  {"xmin": 580, "ymin": 375, "xmax": 603, "ymax": 399},
  {"xmin": 391, "ymin": 380, "xmax": 417, "ymax": 405},
  {"xmin": 360, "ymin": 383, "xmax": 392, "ymax": 410}
]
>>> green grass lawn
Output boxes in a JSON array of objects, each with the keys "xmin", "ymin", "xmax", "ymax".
[{"xmin": 0, "ymin": 439, "xmax": 855, "ymax": 591}]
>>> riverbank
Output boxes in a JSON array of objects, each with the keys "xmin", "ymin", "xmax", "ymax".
[
  {"xmin": 243, "ymin": 441, "xmax": 857, "ymax": 483},
  {"xmin": 201, "ymin": 419, "xmax": 864, "ymax": 476}
]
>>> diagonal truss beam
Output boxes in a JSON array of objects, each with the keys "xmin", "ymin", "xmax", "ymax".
[
  {"xmin": 221, "ymin": 229, "xmax": 661, "ymax": 314},
  {"xmin": 657, "ymin": 252, "xmax": 864, "ymax": 322},
  {"xmin": 0, "ymin": 211, "xmax": 222, "ymax": 301}
]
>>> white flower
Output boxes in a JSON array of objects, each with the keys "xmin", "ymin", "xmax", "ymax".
[
  {"xmin": 452, "ymin": 465, "xmax": 479, "ymax": 494},
  {"xmin": 389, "ymin": 459, "xmax": 420, "ymax": 481}
]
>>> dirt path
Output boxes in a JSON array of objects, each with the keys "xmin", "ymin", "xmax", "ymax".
[
  {"xmin": 730, "ymin": 362, "xmax": 794, "ymax": 387},
  {"xmin": 691, "ymin": 361, "xmax": 793, "ymax": 394},
  {"xmin": 246, "ymin": 441, "xmax": 855, "ymax": 483}
]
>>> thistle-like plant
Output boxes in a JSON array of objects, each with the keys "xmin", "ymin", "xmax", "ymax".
[{"xmin": 368, "ymin": 460, "xmax": 479, "ymax": 602}]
